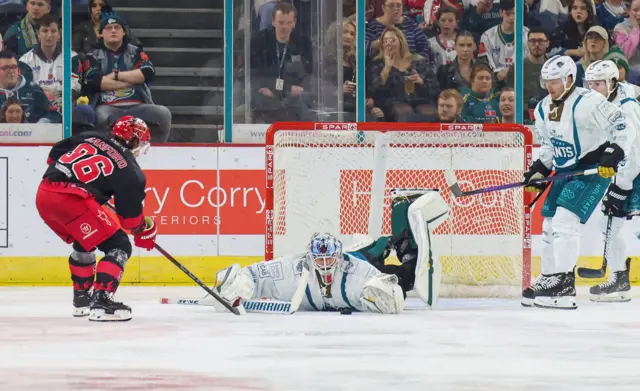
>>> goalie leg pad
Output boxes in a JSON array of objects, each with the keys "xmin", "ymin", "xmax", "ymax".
[
  {"xmin": 214, "ymin": 264, "xmax": 255, "ymax": 303},
  {"xmin": 360, "ymin": 274, "xmax": 405, "ymax": 314},
  {"xmin": 345, "ymin": 234, "xmax": 392, "ymax": 268},
  {"xmin": 408, "ymin": 192, "xmax": 449, "ymax": 309}
]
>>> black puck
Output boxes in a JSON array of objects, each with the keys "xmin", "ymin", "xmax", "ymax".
[{"xmin": 340, "ymin": 308, "xmax": 352, "ymax": 315}]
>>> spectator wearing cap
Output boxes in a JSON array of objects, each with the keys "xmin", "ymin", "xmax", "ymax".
[
  {"xmin": 4, "ymin": 0, "xmax": 52, "ymax": 57},
  {"xmin": 73, "ymin": 1, "xmax": 140, "ymax": 55},
  {"xmin": 366, "ymin": 0, "xmax": 437, "ymax": 71},
  {"xmin": 0, "ymin": 50, "xmax": 60, "ymax": 123},
  {"xmin": 20, "ymin": 15, "xmax": 82, "ymax": 112},
  {"xmin": 575, "ymin": 25, "xmax": 616, "ymax": 85},
  {"xmin": 72, "ymin": 100, "xmax": 96, "ymax": 135},
  {"xmin": 549, "ymin": 0, "xmax": 597, "ymax": 60},
  {"xmin": 478, "ymin": 0, "xmax": 529, "ymax": 86},
  {"xmin": 85, "ymin": 12, "xmax": 171, "ymax": 142}
]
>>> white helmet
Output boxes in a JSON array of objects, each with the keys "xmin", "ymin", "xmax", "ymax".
[
  {"xmin": 584, "ymin": 60, "xmax": 619, "ymax": 98},
  {"xmin": 540, "ymin": 55, "xmax": 577, "ymax": 95}
]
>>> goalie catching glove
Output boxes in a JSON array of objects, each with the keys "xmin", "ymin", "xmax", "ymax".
[
  {"xmin": 214, "ymin": 263, "xmax": 255, "ymax": 304},
  {"xmin": 523, "ymin": 159, "xmax": 552, "ymax": 193},
  {"xmin": 133, "ymin": 216, "xmax": 157, "ymax": 251},
  {"xmin": 360, "ymin": 273, "xmax": 405, "ymax": 314}
]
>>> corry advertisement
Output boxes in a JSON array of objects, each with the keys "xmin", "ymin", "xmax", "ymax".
[{"xmin": 0, "ymin": 144, "xmax": 639, "ymax": 263}]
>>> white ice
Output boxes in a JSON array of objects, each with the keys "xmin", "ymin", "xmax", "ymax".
[{"xmin": 1, "ymin": 287, "xmax": 640, "ymax": 391}]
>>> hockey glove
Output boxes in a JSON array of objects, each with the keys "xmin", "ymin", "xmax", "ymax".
[
  {"xmin": 598, "ymin": 142, "xmax": 625, "ymax": 178},
  {"xmin": 601, "ymin": 183, "xmax": 631, "ymax": 218},
  {"xmin": 523, "ymin": 159, "xmax": 552, "ymax": 193},
  {"xmin": 134, "ymin": 216, "xmax": 157, "ymax": 251}
]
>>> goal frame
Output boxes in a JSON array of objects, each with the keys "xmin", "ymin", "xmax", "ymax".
[{"xmin": 265, "ymin": 122, "xmax": 534, "ymax": 290}]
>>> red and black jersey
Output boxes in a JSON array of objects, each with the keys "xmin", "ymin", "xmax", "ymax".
[{"xmin": 43, "ymin": 131, "xmax": 146, "ymax": 231}]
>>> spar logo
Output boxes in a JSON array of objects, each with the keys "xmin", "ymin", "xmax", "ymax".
[{"xmin": 339, "ymin": 169, "xmax": 522, "ymax": 235}]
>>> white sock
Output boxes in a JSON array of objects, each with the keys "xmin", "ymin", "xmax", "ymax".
[
  {"xmin": 540, "ymin": 217, "xmax": 555, "ymax": 275},
  {"xmin": 552, "ymin": 207, "xmax": 581, "ymax": 274},
  {"xmin": 603, "ymin": 216, "xmax": 626, "ymax": 273}
]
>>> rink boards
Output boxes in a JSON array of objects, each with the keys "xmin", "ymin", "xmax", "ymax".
[{"xmin": 0, "ymin": 145, "xmax": 639, "ymax": 285}]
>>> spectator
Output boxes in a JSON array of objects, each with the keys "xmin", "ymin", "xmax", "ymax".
[
  {"xmin": 497, "ymin": 87, "xmax": 515, "ymax": 123},
  {"xmin": 436, "ymin": 88, "xmax": 465, "ymax": 122},
  {"xmin": 322, "ymin": 19, "xmax": 357, "ymax": 121},
  {"xmin": 613, "ymin": 0, "xmax": 640, "ymax": 80},
  {"xmin": 526, "ymin": 0, "xmax": 570, "ymax": 32},
  {"xmin": 0, "ymin": 50, "xmax": 60, "ymax": 123},
  {"xmin": 368, "ymin": 26, "xmax": 439, "ymax": 121},
  {"xmin": 4, "ymin": 0, "xmax": 51, "ymax": 57},
  {"xmin": 550, "ymin": 0, "xmax": 597, "ymax": 60},
  {"xmin": 460, "ymin": 62, "xmax": 500, "ymax": 123},
  {"xmin": 460, "ymin": 0, "xmax": 503, "ymax": 44},
  {"xmin": 479, "ymin": 0, "xmax": 529, "ymax": 85},
  {"xmin": 575, "ymin": 25, "xmax": 614, "ymax": 85},
  {"xmin": 515, "ymin": 27, "xmax": 549, "ymax": 123},
  {"xmin": 20, "ymin": 15, "xmax": 81, "ymax": 112},
  {"xmin": 366, "ymin": 0, "xmax": 436, "ymax": 70},
  {"xmin": 596, "ymin": 0, "xmax": 627, "ymax": 32},
  {"xmin": 437, "ymin": 30, "xmax": 480, "ymax": 90},
  {"xmin": 0, "ymin": 97, "xmax": 26, "ymax": 123},
  {"xmin": 423, "ymin": 0, "xmax": 464, "ymax": 36},
  {"xmin": 73, "ymin": 1, "xmax": 139, "ymax": 55},
  {"xmin": 250, "ymin": 2, "xmax": 313, "ymax": 123},
  {"xmin": 404, "ymin": 0, "xmax": 428, "ymax": 29},
  {"xmin": 86, "ymin": 13, "xmax": 171, "ymax": 142},
  {"xmin": 428, "ymin": 6, "xmax": 459, "ymax": 68},
  {"xmin": 367, "ymin": 0, "xmax": 387, "ymax": 21},
  {"xmin": 72, "ymin": 102, "xmax": 96, "ymax": 135}
]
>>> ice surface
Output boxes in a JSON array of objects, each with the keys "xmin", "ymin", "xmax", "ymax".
[{"xmin": 1, "ymin": 286, "xmax": 640, "ymax": 391}]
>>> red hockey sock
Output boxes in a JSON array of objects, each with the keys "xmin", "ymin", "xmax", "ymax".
[
  {"xmin": 94, "ymin": 258, "xmax": 124, "ymax": 293},
  {"xmin": 69, "ymin": 257, "xmax": 95, "ymax": 291}
]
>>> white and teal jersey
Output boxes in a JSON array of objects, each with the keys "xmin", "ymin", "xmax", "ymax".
[
  {"xmin": 608, "ymin": 83, "xmax": 640, "ymax": 190},
  {"xmin": 534, "ymin": 87, "xmax": 631, "ymax": 172},
  {"xmin": 243, "ymin": 252, "xmax": 382, "ymax": 312}
]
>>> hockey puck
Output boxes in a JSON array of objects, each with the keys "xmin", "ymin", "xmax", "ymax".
[{"xmin": 340, "ymin": 308, "xmax": 352, "ymax": 315}]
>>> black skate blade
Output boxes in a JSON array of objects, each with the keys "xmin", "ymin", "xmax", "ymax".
[{"xmin": 577, "ymin": 266, "xmax": 606, "ymax": 278}]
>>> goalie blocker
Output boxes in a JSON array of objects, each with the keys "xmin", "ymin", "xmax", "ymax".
[{"xmin": 205, "ymin": 190, "xmax": 450, "ymax": 312}]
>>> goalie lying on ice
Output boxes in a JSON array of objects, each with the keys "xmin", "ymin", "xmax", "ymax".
[{"xmin": 213, "ymin": 190, "xmax": 450, "ymax": 313}]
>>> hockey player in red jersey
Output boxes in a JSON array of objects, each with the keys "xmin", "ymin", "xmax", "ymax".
[{"xmin": 35, "ymin": 115, "xmax": 156, "ymax": 322}]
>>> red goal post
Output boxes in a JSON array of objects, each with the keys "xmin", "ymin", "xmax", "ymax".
[{"xmin": 265, "ymin": 122, "xmax": 534, "ymax": 297}]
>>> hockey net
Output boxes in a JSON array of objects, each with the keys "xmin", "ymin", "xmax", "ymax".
[{"xmin": 265, "ymin": 122, "xmax": 533, "ymax": 298}]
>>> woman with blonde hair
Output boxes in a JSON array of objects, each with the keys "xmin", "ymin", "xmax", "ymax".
[{"xmin": 367, "ymin": 26, "xmax": 439, "ymax": 121}]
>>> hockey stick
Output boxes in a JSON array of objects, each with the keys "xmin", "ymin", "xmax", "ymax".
[
  {"xmin": 154, "ymin": 244, "xmax": 242, "ymax": 315},
  {"xmin": 160, "ymin": 263, "xmax": 311, "ymax": 314},
  {"xmin": 577, "ymin": 214, "xmax": 612, "ymax": 278},
  {"xmin": 444, "ymin": 168, "xmax": 599, "ymax": 198}
]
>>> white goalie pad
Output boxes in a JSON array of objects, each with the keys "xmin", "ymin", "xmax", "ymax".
[
  {"xmin": 408, "ymin": 191, "xmax": 450, "ymax": 308},
  {"xmin": 360, "ymin": 273, "xmax": 405, "ymax": 314}
]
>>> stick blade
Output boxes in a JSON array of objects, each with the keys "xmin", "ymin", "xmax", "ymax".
[
  {"xmin": 444, "ymin": 169, "xmax": 463, "ymax": 197},
  {"xmin": 577, "ymin": 266, "xmax": 606, "ymax": 279}
]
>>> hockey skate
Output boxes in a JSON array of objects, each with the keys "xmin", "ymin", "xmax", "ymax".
[
  {"xmin": 521, "ymin": 275, "xmax": 551, "ymax": 307},
  {"xmin": 72, "ymin": 289, "xmax": 92, "ymax": 317},
  {"xmin": 89, "ymin": 290, "xmax": 132, "ymax": 322},
  {"xmin": 590, "ymin": 258, "xmax": 632, "ymax": 303},
  {"xmin": 533, "ymin": 270, "xmax": 577, "ymax": 310}
]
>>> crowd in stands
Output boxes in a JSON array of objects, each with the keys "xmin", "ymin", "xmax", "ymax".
[
  {"xmin": 0, "ymin": 0, "xmax": 170, "ymax": 142},
  {"xmin": 245, "ymin": 0, "xmax": 640, "ymax": 126}
]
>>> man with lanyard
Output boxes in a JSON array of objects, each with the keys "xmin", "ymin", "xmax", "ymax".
[{"xmin": 250, "ymin": 2, "xmax": 312, "ymax": 122}]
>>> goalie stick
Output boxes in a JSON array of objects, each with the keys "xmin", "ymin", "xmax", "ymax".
[
  {"xmin": 160, "ymin": 263, "xmax": 310, "ymax": 314},
  {"xmin": 577, "ymin": 214, "xmax": 613, "ymax": 278},
  {"xmin": 444, "ymin": 168, "xmax": 599, "ymax": 198}
]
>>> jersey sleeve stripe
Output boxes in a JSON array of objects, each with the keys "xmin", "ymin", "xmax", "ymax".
[{"xmin": 571, "ymin": 95, "xmax": 585, "ymax": 159}]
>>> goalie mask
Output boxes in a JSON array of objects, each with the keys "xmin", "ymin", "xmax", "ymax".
[{"xmin": 308, "ymin": 233, "xmax": 343, "ymax": 285}]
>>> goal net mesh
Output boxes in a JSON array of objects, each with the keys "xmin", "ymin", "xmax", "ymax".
[{"xmin": 266, "ymin": 123, "xmax": 532, "ymax": 297}]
